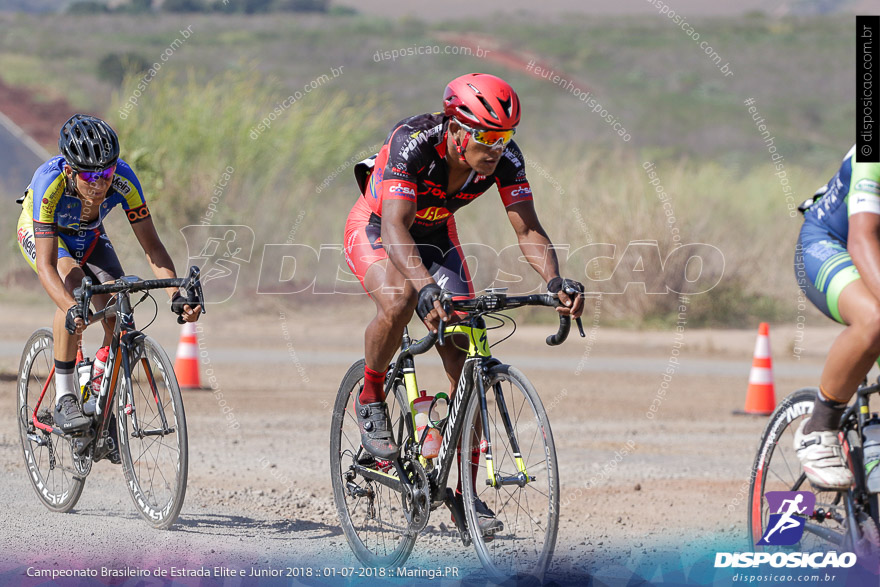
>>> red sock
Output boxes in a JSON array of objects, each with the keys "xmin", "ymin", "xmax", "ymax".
[
  {"xmin": 360, "ymin": 366, "xmax": 386, "ymax": 404},
  {"xmin": 455, "ymin": 446, "xmax": 481, "ymax": 495}
]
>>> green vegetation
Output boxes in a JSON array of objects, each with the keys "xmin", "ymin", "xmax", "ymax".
[
  {"xmin": 63, "ymin": 0, "xmax": 334, "ymax": 14},
  {"xmin": 0, "ymin": 12, "xmax": 853, "ymax": 325}
]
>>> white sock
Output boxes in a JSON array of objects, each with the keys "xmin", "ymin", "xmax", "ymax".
[{"xmin": 54, "ymin": 360, "xmax": 76, "ymax": 405}]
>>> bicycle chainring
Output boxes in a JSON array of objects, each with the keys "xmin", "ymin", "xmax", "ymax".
[
  {"xmin": 400, "ymin": 457, "xmax": 430, "ymax": 534},
  {"xmin": 70, "ymin": 440, "xmax": 93, "ymax": 478},
  {"xmin": 855, "ymin": 511, "xmax": 880, "ymax": 570}
]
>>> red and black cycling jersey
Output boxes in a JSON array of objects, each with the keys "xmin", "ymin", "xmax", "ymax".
[{"xmin": 355, "ymin": 112, "xmax": 533, "ymax": 239}]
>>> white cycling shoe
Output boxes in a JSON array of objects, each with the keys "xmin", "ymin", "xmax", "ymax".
[{"xmin": 794, "ymin": 418, "xmax": 854, "ymax": 491}]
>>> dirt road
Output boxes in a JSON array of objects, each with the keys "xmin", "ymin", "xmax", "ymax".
[{"xmin": 0, "ymin": 296, "xmax": 842, "ymax": 584}]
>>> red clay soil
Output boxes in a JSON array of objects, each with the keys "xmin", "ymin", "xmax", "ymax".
[
  {"xmin": 0, "ymin": 78, "xmax": 75, "ymax": 149},
  {"xmin": 432, "ymin": 32, "xmax": 593, "ymax": 93}
]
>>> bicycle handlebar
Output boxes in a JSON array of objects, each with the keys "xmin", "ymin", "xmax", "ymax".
[
  {"xmin": 72, "ymin": 266, "xmax": 205, "ymax": 328},
  {"xmin": 408, "ymin": 291, "xmax": 585, "ymax": 355}
]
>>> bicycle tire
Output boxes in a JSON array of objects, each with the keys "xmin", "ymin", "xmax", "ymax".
[
  {"xmin": 461, "ymin": 363, "xmax": 559, "ymax": 582},
  {"xmin": 748, "ymin": 387, "xmax": 849, "ymax": 551},
  {"xmin": 116, "ymin": 335, "xmax": 188, "ymax": 529},
  {"xmin": 330, "ymin": 359, "xmax": 417, "ymax": 567},
  {"xmin": 17, "ymin": 328, "xmax": 86, "ymax": 513}
]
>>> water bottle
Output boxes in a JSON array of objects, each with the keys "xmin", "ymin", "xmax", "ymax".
[
  {"xmin": 412, "ymin": 392, "xmax": 442, "ymax": 458},
  {"xmin": 864, "ymin": 415, "xmax": 880, "ymax": 493},
  {"xmin": 77, "ymin": 358, "xmax": 94, "ymax": 403}
]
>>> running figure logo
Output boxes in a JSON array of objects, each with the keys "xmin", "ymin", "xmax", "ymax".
[
  {"xmin": 757, "ymin": 491, "xmax": 816, "ymax": 546},
  {"xmin": 180, "ymin": 225, "xmax": 254, "ymax": 303}
]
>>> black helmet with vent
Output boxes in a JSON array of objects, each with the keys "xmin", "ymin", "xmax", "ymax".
[{"xmin": 58, "ymin": 114, "xmax": 120, "ymax": 171}]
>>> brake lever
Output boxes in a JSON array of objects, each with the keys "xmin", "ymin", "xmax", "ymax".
[
  {"xmin": 78, "ymin": 277, "xmax": 93, "ymax": 326},
  {"xmin": 436, "ymin": 291, "xmax": 454, "ymax": 347},
  {"xmin": 564, "ymin": 288, "xmax": 586, "ymax": 338}
]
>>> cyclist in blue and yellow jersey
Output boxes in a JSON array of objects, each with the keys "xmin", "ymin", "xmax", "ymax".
[
  {"xmin": 343, "ymin": 73, "xmax": 585, "ymax": 532},
  {"xmin": 16, "ymin": 114, "xmax": 201, "ymax": 438},
  {"xmin": 795, "ymin": 145, "xmax": 880, "ymax": 490}
]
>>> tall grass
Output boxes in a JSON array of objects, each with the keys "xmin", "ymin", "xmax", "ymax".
[{"xmin": 102, "ymin": 67, "xmax": 829, "ymax": 326}]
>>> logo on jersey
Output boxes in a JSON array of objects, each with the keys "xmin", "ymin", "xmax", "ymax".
[
  {"xmin": 126, "ymin": 204, "xmax": 151, "ymax": 223},
  {"xmin": 510, "ymin": 186, "xmax": 532, "ymax": 199},
  {"xmin": 388, "ymin": 183, "xmax": 416, "ymax": 198},
  {"xmin": 855, "ymin": 179, "xmax": 880, "ymax": 195},
  {"xmin": 420, "ymin": 184, "xmax": 447, "ymax": 198},
  {"xmin": 415, "ymin": 206, "xmax": 451, "ymax": 222},
  {"xmin": 112, "ymin": 175, "xmax": 132, "ymax": 196},
  {"xmin": 17, "ymin": 227, "xmax": 36, "ymax": 264}
]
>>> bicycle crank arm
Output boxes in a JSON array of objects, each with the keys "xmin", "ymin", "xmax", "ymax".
[
  {"xmin": 352, "ymin": 463, "xmax": 404, "ymax": 493},
  {"xmin": 487, "ymin": 472, "xmax": 535, "ymax": 488},
  {"xmin": 803, "ymin": 522, "xmax": 845, "ymax": 546},
  {"xmin": 443, "ymin": 488, "xmax": 471, "ymax": 547}
]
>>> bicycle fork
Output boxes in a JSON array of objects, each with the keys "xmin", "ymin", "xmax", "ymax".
[{"xmin": 480, "ymin": 368, "xmax": 533, "ymax": 488}]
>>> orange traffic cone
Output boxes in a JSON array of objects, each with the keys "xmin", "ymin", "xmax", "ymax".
[
  {"xmin": 175, "ymin": 322, "xmax": 202, "ymax": 390},
  {"xmin": 735, "ymin": 322, "xmax": 776, "ymax": 415}
]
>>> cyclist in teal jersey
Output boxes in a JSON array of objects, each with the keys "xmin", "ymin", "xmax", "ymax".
[
  {"xmin": 796, "ymin": 145, "xmax": 880, "ymax": 489},
  {"xmin": 16, "ymin": 115, "xmax": 201, "ymax": 436}
]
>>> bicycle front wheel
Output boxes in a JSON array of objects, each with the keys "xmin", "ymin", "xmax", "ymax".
[
  {"xmin": 330, "ymin": 359, "xmax": 417, "ymax": 567},
  {"xmin": 748, "ymin": 388, "xmax": 848, "ymax": 551},
  {"xmin": 116, "ymin": 335, "xmax": 188, "ymax": 529},
  {"xmin": 461, "ymin": 364, "xmax": 559, "ymax": 582},
  {"xmin": 17, "ymin": 328, "xmax": 86, "ymax": 512}
]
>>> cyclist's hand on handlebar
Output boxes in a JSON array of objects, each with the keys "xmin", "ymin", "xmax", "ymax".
[
  {"xmin": 416, "ymin": 283, "xmax": 450, "ymax": 334},
  {"xmin": 548, "ymin": 277, "xmax": 585, "ymax": 319},
  {"xmin": 171, "ymin": 292, "xmax": 202, "ymax": 323},
  {"xmin": 64, "ymin": 304, "xmax": 86, "ymax": 335}
]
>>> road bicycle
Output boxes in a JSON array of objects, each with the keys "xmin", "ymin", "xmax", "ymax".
[
  {"xmin": 330, "ymin": 288, "xmax": 585, "ymax": 581},
  {"xmin": 748, "ymin": 382, "xmax": 880, "ymax": 566},
  {"xmin": 17, "ymin": 267, "xmax": 204, "ymax": 529}
]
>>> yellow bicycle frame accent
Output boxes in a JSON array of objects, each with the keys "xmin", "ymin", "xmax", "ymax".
[
  {"xmin": 445, "ymin": 324, "xmax": 491, "ymax": 358},
  {"xmin": 404, "ymin": 322, "xmax": 529, "ymax": 483}
]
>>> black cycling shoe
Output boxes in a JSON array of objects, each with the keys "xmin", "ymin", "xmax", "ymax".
[
  {"xmin": 450, "ymin": 491, "xmax": 504, "ymax": 540},
  {"xmin": 354, "ymin": 391, "xmax": 399, "ymax": 460},
  {"xmin": 53, "ymin": 395, "xmax": 90, "ymax": 433}
]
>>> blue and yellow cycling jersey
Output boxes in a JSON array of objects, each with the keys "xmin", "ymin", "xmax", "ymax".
[
  {"xmin": 803, "ymin": 145, "xmax": 880, "ymax": 243},
  {"xmin": 21, "ymin": 155, "xmax": 149, "ymax": 233},
  {"xmin": 16, "ymin": 156, "xmax": 150, "ymax": 271}
]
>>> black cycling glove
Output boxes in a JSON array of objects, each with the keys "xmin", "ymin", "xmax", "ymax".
[
  {"xmin": 547, "ymin": 276, "xmax": 585, "ymax": 296},
  {"xmin": 170, "ymin": 292, "xmax": 188, "ymax": 316},
  {"xmin": 416, "ymin": 284, "xmax": 443, "ymax": 320},
  {"xmin": 65, "ymin": 304, "xmax": 83, "ymax": 335}
]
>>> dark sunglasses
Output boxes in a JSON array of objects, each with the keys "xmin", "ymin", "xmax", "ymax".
[{"xmin": 76, "ymin": 164, "xmax": 116, "ymax": 183}]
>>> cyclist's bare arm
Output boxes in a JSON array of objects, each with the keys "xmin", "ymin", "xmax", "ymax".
[
  {"xmin": 848, "ymin": 212, "xmax": 880, "ymax": 302},
  {"xmin": 131, "ymin": 216, "xmax": 201, "ymax": 321},
  {"xmin": 34, "ymin": 232, "xmax": 81, "ymax": 324},
  {"xmin": 381, "ymin": 198, "xmax": 449, "ymax": 328},
  {"xmin": 506, "ymin": 200, "xmax": 584, "ymax": 319}
]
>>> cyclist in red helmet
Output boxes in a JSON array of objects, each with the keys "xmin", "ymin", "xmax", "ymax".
[{"xmin": 343, "ymin": 73, "xmax": 585, "ymax": 534}]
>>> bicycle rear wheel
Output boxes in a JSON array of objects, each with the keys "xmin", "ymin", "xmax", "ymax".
[
  {"xmin": 116, "ymin": 335, "xmax": 188, "ymax": 529},
  {"xmin": 17, "ymin": 328, "xmax": 86, "ymax": 512},
  {"xmin": 330, "ymin": 359, "xmax": 416, "ymax": 567},
  {"xmin": 461, "ymin": 364, "xmax": 559, "ymax": 582},
  {"xmin": 748, "ymin": 388, "xmax": 849, "ymax": 551}
]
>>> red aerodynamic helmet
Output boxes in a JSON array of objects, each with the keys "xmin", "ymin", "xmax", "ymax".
[{"xmin": 443, "ymin": 73, "xmax": 520, "ymax": 130}]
